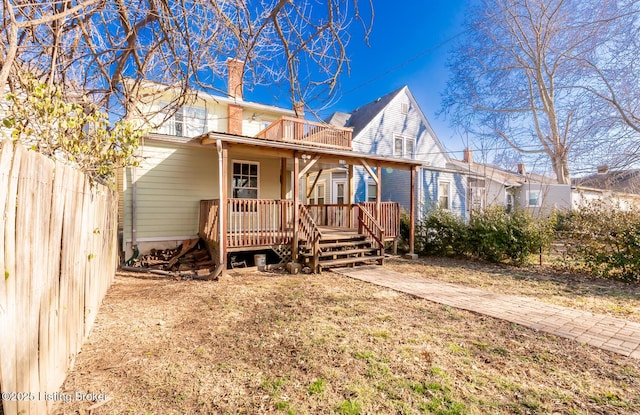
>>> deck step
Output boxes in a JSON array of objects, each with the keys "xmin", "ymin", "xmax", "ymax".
[
  {"xmin": 318, "ymin": 255, "xmax": 384, "ymax": 268},
  {"xmin": 317, "ymin": 239, "xmax": 369, "ymax": 249},
  {"xmin": 300, "ymin": 248, "xmax": 376, "ymax": 258}
]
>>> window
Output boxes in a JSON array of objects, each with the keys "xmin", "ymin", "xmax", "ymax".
[
  {"xmin": 393, "ymin": 135, "xmax": 416, "ymax": 159},
  {"xmin": 527, "ymin": 190, "xmax": 541, "ymax": 207},
  {"xmin": 317, "ymin": 183, "xmax": 326, "ymax": 205},
  {"xmin": 468, "ymin": 178, "xmax": 486, "ymax": 212},
  {"xmin": 506, "ymin": 193, "xmax": 514, "ymax": 212},
  {"xmin": 438, "ymin": 181, "xmax": 451, "ymax": 210},
  {"xmin": 400, "ymin": 103, "xmax": 409, "ymax": 114},
  {"xmin": 394, "ymin": 136, "xmax": 403, "ymax": 157},
  {"xmin": 310, "ymin": 182, "xmax": 326, "ymax": 205},
  {"xmin": 232, "ymin": 161, "xmax": 259, "ymax": 199},
  {"xmin": 366, "ymin": 181, "xmax": 377, "ymax": 202},
  {"xmin": 158, "ymin": 105, "xmax": 207, "ymax": 137}
]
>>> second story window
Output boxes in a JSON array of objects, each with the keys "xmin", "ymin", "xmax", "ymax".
[
  {"xmin": 158, "ymin": 105, "xmax": 207, "ymax": 137},
  {"xmin": 393, "ymin": 135, "xmax": 415, "ymax": 159}
]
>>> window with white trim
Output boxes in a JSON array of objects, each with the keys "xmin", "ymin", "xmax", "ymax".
[
  {"xmin": 366, "ymin": 181, "xmax": 377, "ymax": 202},
  {"xmin": 158, "ymin": 104, "xmax": 207, "ymax": 137},
  {"xmin": 393, "ymin": 134, "xmax": 415, "ymax": 159},
  {"xmin": 310, "ymin": 181, "xmax": 326, "ymax": 205},
  {"xmin": 232, "ymin": 161, "xmax": 259, "ymax": 199},
  {"xmin": 438, "ymin": 181, "xmax": 451, "ymax": 210},
  {"xmin": 527, "ymin": 190, "xmax": 541, "ymax": 207},
  {"xmin": 401, "ymin": 103, "xmax": 409, "ymax": 114}
]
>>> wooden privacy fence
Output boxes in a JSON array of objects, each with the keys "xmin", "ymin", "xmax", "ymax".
[{"xmin": 0, "ymin": 141, "xmax": 118, "ymax": 415}]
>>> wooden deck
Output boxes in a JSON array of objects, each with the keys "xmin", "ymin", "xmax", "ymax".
[{"xmin": 199, "ymin": 199, "xmax": 399, "ymax": 259}]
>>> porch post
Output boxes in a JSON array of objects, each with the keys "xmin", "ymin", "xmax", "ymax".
[
  {"xmin": 376, "ymin": 163, "xmax": 382, "ymax": 222},
  {"xmin": 292, "ymin": 152, "xmax": 300, "ymax": 261},
  {"xmin": 408, "ymin": 166, "xmax": 417, "ymax": 257},
  {"xmin": 218, "ymin": 140, "xmax": 229, "ymax": 270},
  {"xmin": 348, "ymin": 164, "xmax": 354, "ymax": 228},
  {"xmin": 280, "ymin": 158, "xmax": 287, "ymax": 233}
]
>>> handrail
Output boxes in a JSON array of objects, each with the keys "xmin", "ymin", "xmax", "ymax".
[
  {"xmin": 357, "ymin": 205, "xmax": 384, "ymax": 263},
  {"xmin": 255, "ymin": 116, "xmax": 352, "ymax": 149},
  {"xmin": 298, "ymin": 204, "xmax": 322, "ymax": 273}
]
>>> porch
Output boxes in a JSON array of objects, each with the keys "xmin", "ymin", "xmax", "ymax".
[{"xmin": 198, "ymin": 199, "xmax": 400, "ymax": 271}]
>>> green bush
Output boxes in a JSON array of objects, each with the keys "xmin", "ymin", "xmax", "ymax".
[
  {"xmin": 468, "ymin": 207, "xmax": 554, "ymax": 265},
  {"xmin": 562, "ymin": 203, "xmax": 640, "ymax": 283},
  {"xmin": 416, "ymin": 208, "xmax": 467, "ymax": 257}
]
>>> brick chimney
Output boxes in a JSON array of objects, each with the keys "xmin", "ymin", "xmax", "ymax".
[
  {"xmin": 293, "ymin": 101, "xmax": 305, "ymax": 119},
  {"xmin": 517, "ymin": 163, "xmax": 526, "ymax": 175},
  {"xmin": 227, "ymin": 58, "xmax": 244, "ymax": 135},
  {"xmin": 463, "ymin": 148, "xmax": 473, "ymax": 164},
  {"xmin": 597, "ymin": 164, "xmax": 609, "ymax": 174},
  {"xmin": 227, "ymin": 58, "xmax": 244, "ymax": 100}
]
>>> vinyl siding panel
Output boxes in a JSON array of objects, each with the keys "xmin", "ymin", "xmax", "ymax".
[
  {"xmin": 352, "ymin": 90, "xmax": 448, "ymax": 168},
  {"xmin": 123, "ymin": 142, "xmax": 218, "ymax": 242}
]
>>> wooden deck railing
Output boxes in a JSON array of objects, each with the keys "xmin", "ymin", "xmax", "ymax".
[
  {"xmin": 358, "ymin": 207, "xmax": 384, "ymax": 264},
  {"xmin": 199, "ymin": 200, "xmax": 400, "ymax": 252},
  {"xmin": 359, "ymin": 202, "xmax": 400, "ymax": 240},
  {"xmin": 306, "ymin": 204, "xmax": 356, "ymax": 228},
  {"xmin": 199, "ymin": 199, "xmax": 220, "ymax": 243},
  {"xmin": 256, "ymin": 116, "xmax": 352, "ymax": 150},
  {"xmin": 227, "ymin": 199, "xmax": 294, "ymax": 247},
  {"xmin": 298, "ymin": 204, "xmax": 322, "ymax": 273}
]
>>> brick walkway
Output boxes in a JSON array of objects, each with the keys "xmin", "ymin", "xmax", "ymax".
[{"xmin": 333, "ymin": 266, "xmax": 640, "ymax": 359}]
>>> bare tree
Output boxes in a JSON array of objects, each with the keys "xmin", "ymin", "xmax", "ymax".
[
  {"xmin": 1, "ymin": 0, "xmax": 373, "ymax": 121},
  {"xmin": 442, "ymin": 0, "xmax": 640, "ymax": 183}
]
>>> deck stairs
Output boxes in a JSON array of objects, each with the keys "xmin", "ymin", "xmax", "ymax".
[{"xmin": 299, "ymin": 227, "xmax": 383, "ymax": 272}]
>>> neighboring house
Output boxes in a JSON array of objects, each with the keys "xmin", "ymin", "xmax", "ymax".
[
  {"xmin": 450, "ymin": 148, "xmax": 574, "ymax": 217},
  {"xmin": 450, "ymin": 150, "xmax": 640, "ymax": 216},
  {"xmin": 326, "ymin": 86, "xmax": 467, "ymax": 220},
  {"xmin": 572, "ymin": 166, "xmax": 640, "ymax": 210},
  {"xmin": 117, "ymin": 60, "xmax": 421, "ymax": 275}
]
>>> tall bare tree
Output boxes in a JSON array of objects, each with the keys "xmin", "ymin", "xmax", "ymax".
[
  {"xmin": 442, "ymin": 0, "xmax": 640, "ymax": 183},
  {"xmin": 1, "ymin": 0, "xmax": 372, "ymax": 121}
]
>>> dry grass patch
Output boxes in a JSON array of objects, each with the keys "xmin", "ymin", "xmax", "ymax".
[
  {"xmin": 53, "ymin": 269, "xmax": 639, "ymax": 414},
  {"xmin": 385, "ymin": 257, "xmax": 640, "ymax": 323}
]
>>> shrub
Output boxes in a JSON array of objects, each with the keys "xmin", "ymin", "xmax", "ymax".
[
  {"xmin": 562, "ymin": 202, "xmax": 640, "ymax": 283},
  {"xmin": 468, "ymin": 207, "xmax": 554, "ymax": 265},
  {"xmin": 416, "ymin": 208, "xmax": 467, "ymax": 257}
]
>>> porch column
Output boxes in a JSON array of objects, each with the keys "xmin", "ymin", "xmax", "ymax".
[
  {"xmin": 292, "ymin": 152, "xmax": 300, "ymax": 261},
  {"xmin": 217, "ymin": 140, "xmax": 229, "ymax": 270},
  {"xmin": 280, "ymin": 158, "xmax": 287, "ymax": 233},
  {"xmin": 408, "ymin": 166, "xmax": 417, "ymax": 256},
  {"xmin": 376, "ymin": 163, "xmax": 382, "ymax": 222},
  {"xmin": 348, "ymin": 164, "xmax": 354, "ymax": 228}
]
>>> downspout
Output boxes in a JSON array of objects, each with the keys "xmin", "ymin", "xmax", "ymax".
[
  {"xmin": 125, "ymin": 166, "xmax": 139, "ymax": 265},
  {"xmin": 216, "ymin": 139, "xmax": 224, "ymax": 266}
]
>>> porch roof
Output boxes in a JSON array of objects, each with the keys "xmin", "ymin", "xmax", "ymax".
[{"xmin": 199, "ymin": 131, "xmax": 423, "ymax": 170}]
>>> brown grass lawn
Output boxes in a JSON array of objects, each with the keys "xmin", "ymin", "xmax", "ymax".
[{"xmin": 53, "ymin": 261, "xmax": 640, "ymax": 415}]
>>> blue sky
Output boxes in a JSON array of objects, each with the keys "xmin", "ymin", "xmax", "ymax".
[
  {"xmin": 249, "ymin": 1, "xmax": 470, "ymax": 159},
  {"xmin": 326, "ymin": 1, "xmax": 469, "ymax": 156}
]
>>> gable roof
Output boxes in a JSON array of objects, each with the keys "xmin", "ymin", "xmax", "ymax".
[
  {"xmin": 573, "ymin": 169, "xmax": 640, "ymax": 194},
  {"xmin": 328, "ymin": 86, "xmax": 451, "ymax": 163},
  {"xmin": 338, "ymin": 87, "xmax": 404, "ymax": 135}
]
